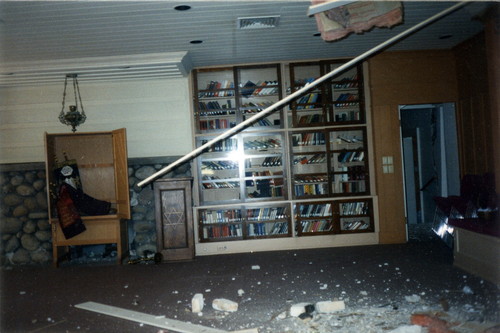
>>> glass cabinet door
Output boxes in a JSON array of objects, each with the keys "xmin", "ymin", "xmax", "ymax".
[
  {"xmin": 288, "ymin": 62, "xmax": 328, "ymax": 127},
  {"xmin": 329, "ymin": 127, "xmax": 369, "ymax": 195},
  {"xmin": 242, "ymin": 133, "xmax": 286, "ymax": 200},
  {"xmin": 290, "ymin": 130, "xmax": 329, "ymax": 198},
  {"xmin": 236, "ymin": 65, "xmax": 283, "ymax": 130},
  {"xmin": 327, "ymin": 62, "xmax": 365, "ymax": 124},
  {"xmin": 198, "ymin": 137, "xmax": 241, "ymax": 204},
  {"xmin": 194, "ymin": 68, "xmax": 237, "ymax": 134}
]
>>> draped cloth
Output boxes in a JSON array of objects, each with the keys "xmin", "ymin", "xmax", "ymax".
[{"xmin": 311, "ymin": 1, "xmax": 403, "ymax": 41}]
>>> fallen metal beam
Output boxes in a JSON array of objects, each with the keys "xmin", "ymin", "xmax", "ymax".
[{"xmin": 137, "ymin": 1, "xmax": 469, "ymax": 188}]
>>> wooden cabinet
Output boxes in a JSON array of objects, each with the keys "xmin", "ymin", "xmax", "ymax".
[
  {"xmin": 45, "ymin": 128, "xmax": 130, "ymax": 267},
  {"xmin": 192, "ymin": 60, "xmax": 376, "ymax": 248},
  {"xmin": 154, "ymin": 178, "xmax": 194, "ymax": 262}
]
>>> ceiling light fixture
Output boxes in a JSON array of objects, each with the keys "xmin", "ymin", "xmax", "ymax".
[
  {"xmin": 174, "ymin": 5, "xmax": 191, "ymax": 11},
  {"xmin": 237, "ymin": 15, "xmax": 280, "ymax": 29},
  {"xmin": 59, "ymin": 74, "xmax": 86, "ymax": 133}
]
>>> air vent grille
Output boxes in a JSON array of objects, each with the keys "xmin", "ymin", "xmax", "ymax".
[{"xmin": 237, "ymin": 15, "xmax": 280, "ymax": 29}]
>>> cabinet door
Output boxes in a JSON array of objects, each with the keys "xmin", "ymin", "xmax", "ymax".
[
  {"xmin": 245, "ymin": 204, "xmax": 291, "ymax": 238},
  {"xmin": 154, "ymin": 178, "xmax": 194, "ymax": 261},
  {"xmin": 243, "ymin": 133, "xmax": 286, "ymax": 200},
  {"xmin": 290, "ymin": 130, "xmax": 329, "ymax": 198},
  {"xmin": 197, "ymin": 137, "xmax": 241, "ymax": 204},
  {"xmin": 112, "ymin": 128, "xmax": 130, "ymax": 219},
  {"xmin": 236, "ymin": 64, "xmax": 283, "ymax": 129},
  {"xmin": 329, "ymin": 127, "xmax": 369, "ymax": 196},
  {"xmin": 288, "ymin": 62, "xmax": 329, "ymax": 127},
  {"xmin": 327, "ymin": 62, "xmax": 365, "ymax": 124},
  {"xmin": 294, "ymin": 201, "xmax": 336, "ymax": 236},
  {"xmin": 198, "ymin": 207, "xmax": 243, "ymax": 242},
  {"xmin": 194, "ymin": 68, "xmax": 237, "ymax": 134},
  {"xmin": 337, "ymin": 199, "xmax": 374, "ymax": 233}
]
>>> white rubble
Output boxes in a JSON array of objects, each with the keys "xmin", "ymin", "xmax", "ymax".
[
  {"xmin": 315, "ymin": 300, "xmax": 346, "ymax": 313},
  {"xmin": 290, "ymin": 302, "xmax": 313, "ymax": 317},
  {"xmin": 388, "ymin": 325, "xmax": 423, "ymax": 333},
  {"xmin": 191, "ymin": 293, "xmax": 204, "ymax": 313},
  {"xmin": 212, "ymin": 298, "xmax": 238, "ymax": 312}
]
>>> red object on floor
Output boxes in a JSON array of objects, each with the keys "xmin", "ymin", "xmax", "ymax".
[{"xmin": 411, "ymin": 313, "xmax": 456, "ymax": 333}]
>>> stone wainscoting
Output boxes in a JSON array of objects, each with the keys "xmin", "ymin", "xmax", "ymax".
[{"xmin": 0, "ymin": 157, "xmax": 191, "ymax": 266}]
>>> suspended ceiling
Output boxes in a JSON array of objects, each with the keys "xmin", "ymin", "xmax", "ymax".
[{"xmin": 0, "ymin": 1, "xmax": 491, "ymax": 85}]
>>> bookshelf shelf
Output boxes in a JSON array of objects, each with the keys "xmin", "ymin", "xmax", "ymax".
[{"xmin": 192, "ymin": 59, "xmax": 374, "ymax": 245}]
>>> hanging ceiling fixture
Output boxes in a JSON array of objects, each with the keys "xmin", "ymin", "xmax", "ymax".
[{"xmin": 59, "ymin": 74, "xmax": 86, "ymax": 132}]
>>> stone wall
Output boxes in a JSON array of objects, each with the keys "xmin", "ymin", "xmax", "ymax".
[{"xmin": 0, "ymin": 157, "xmax": 191, "ymax": 266}]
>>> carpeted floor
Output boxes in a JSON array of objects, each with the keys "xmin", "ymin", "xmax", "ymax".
[{"xmin": 1, "ymin": 230, "xmax": 499, "ymax": 333}]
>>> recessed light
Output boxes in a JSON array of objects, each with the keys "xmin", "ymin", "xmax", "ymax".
[
  {"xmin": 190, "ymin": 40, "xmax": 203, "ymax": 44},
  {"xmin": 439, "ymin": 34, "xmax": 453, "ymax": 40},
  {"xmin": 174, "ymin": 5, "xmax": 191, "ymax": 11}
]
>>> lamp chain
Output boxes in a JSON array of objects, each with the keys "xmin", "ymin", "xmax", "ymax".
[
  {"xmin": 59, "ymin": 75, "xmax": 68, "ymax": 118},
  {"xmin": 75, "ymin": 76, "xmax": 85, "ymax": 116}
]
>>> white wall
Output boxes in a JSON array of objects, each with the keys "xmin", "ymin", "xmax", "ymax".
[{"xmin": 0, "ymin": 77, "xmax": 193, "ymax": 164}]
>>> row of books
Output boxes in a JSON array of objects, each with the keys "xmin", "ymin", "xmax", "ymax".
[
  {"xmin": 297, "ymin": 114, "xmax": 324, "ymax": 125},
  {"xmin": 334, "ymin": 181, "xmax": 366, "ymax": 194},
  {"xmin": 199, "ymin": 119, "xmax": 236, "ymax": 131},
  {"xmin": 294, "ymin": 183, "xmax": 328, "ymax": 196},
  {"xmin": 201, "ymin": 138, "xmax": 237, "ymax": 152},
  {"xmin": 340, "ymin": 201, "xmax": 369, "ymax": 216},
  {"xmin": 293, "ymin": 77, "xmax": 317, "ymax": 87},
  {"xmin": 251, "ymin": 156, "xmax": 282, "ymax": 167},
  {"xmin": 341, "ymin": 219, "xmax": 370, "ymax": 231},
  {"xmin": 202, "ymin": 160, "xmax": 239, "ymax": 171},
  {"xmin": 332, "ymin": 74, "xmax": 359, "ymax": 89},
  {"xmin": 240, "ymin": 101, "xmax": 273, "ymax": 111},
  {"xmin": 244, "ymin": 138, "xmax": 281, "ymax": 150},
  {"xmin": 291, "ymin": 132, "xmax": 326, "ymax": 146},
  {"xmin": 200, "ymin": 209, "xmax": 243, "ymax": 224},
  {"xmin": 294, "ymin": 174, "xmax": 327, "ymax": 183},
  {"xmin": 240, "ymin": 80, "xmax": 279, "ymax": 97},
  {"xmin": 198, "ymin": 109, "xmax": 235, "ymax": 117},
  {"xmin": 202, "ymin": 177, "xmax": 240, "ymax": 189},
  {"xmin": 247, "ymin": 206, "xmax": 288, "ymax": 221},
  {"xmin": 200, "ymin": 80, "xmax": 235, "ymax": 98},
  {"xmin": 202, "ymin": 224, "xmax": 242, "ymax": 239},
  {"xmin": 198, "ymin": 100, "xmax": 233, "ymax": 111},
  {"xmin": 337, "ymin": 150, "xmax": 365, "ymax": 163},
  {"xmin": 335, "ymin": 111, "xmax": 361, "ymax": 122},
  {"xmin": 334, "ymin": 101, "xmax": 360, "ymax": 109},
  {"xmin": 247, "ymin": 185, "xmax": 284, "ymax": 198},
  {"xmin": 297, "ymin": 203, "xmax": 332, "ymax": 217},
  {"xmin": 295, "ymin": 92, "xmax": 322, "ymax": 107},
  {"xmin": 334, "ymin": 166, "xmax": 367, "ymax": 179},
  {"xmin": 292, "ymin": 154, "xmax": 326, "ymax": 165},
  {"xmin": 247, "ymin": 221, "xmax": 289, "ymax": 236},
  {"xmin": 300, "ymin": 220, "xmax": 333, "ymax": 233},
  {"xmin": 335, "ymin": 134, "xmax": 363, "ymax": 144}
]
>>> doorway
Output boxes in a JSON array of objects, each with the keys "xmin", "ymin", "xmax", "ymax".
[{"xmin": 399, "ymin": 103, "xmax": 460, "ymax": 241}]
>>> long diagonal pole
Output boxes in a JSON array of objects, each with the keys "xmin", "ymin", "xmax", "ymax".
[{"xmin": 138, "ymin": 1, "xmax": 468, "ymax": 188}]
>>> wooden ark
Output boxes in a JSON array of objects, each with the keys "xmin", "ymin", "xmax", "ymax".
[
  {"xmin": 154, "ymin": 178, "xmax": 194, "ymax": 262},
  {"xmin": 45, "ymin": 128, "xmax": 130, "ymax": 267}
]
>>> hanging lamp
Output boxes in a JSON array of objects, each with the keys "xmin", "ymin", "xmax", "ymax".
[{"xmin": 59, "ymin": 74, "xmax": 86, "ymax": 132}]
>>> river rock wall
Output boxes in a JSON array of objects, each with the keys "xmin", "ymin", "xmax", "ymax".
[{"xmin": 0, "ymin": 157, "xmax": 191, "ymax": 266}]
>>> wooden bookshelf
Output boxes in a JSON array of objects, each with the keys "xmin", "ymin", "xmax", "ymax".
[
  {"xmin": 192, "ymin": 60, "xmax": 375, "ymax": 247},
  {"xmin": 198, "ymin": 203, "xmax": 291, "ymax": 242},
  {"xmin": 288, "ymin": 60, "xmax": 365, "ymax": 127}
]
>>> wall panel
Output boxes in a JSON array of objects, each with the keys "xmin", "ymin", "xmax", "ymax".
[{"xmin": 0, "ymin": 77, "xmax": 193, "ymax": 163}]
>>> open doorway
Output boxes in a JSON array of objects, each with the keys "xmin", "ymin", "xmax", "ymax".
[{"xmin": 399, "ymin": 103, "xmax": 460, "ymax": 242}]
